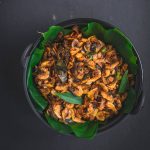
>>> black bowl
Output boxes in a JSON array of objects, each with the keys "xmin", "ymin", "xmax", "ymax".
[{"xmin": 22, "ymin": 18, "xmax": 144, "ymax": 135}]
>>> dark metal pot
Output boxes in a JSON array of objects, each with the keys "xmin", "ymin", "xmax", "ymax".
[{"xmin": 22, "ymin": 18, "xmax": 144, "ymax": 135}]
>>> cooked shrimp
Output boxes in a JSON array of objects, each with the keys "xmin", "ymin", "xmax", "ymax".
[
  {"xmin": 101, "ymin": 91, "xmax": 114, "ymax": 102},
  {"xmin": 53, "ymin": 104, "xmax": 62, "ymax": 119}
]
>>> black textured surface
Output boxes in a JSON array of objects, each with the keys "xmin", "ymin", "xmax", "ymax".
[{"xmin": 0, "ymin": 0, "xmax": 150, "ymax": 150}]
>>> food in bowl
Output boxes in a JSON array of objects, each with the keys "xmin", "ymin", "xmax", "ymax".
[
  {"xmin": 27, "ymin": 21, "xmax": 138, "ymax": 139},
  {"xmin": 34, "ymin": 26, "xmax": 134, "ymax": 124}
]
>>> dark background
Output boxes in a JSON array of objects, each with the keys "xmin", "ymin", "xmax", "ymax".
[{"xmin": 0, "ymin": 0, "xmax": 150, "ymax": 149}]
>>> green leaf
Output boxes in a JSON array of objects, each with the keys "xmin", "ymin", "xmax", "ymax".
[
  {"xmin": 82, "ymin": 22, "xmax": 137, "ymax": 74},
  {"xmin": 123, "ymin": 88, "xmax": 137, "ymax": 113},
  {"xmin": 69, "ymin": 121, "xmax": 99, "ymax": 139},
  {"xmin": 82, "ymin": 22, "xmax": 105, "ymax": 40},
  {"xmin": 119, "ymin": 70, "xmax": 128, "ymax": 93},
  {"xmin": 45, "ymin": 113, "xmax": 99, "ymax": 139},
  {"xmin": 63, "ymin": 28, "xmax": 72, "ymax": 35},
  {"xmin": 40, "ymin": 26, "xmax": 72, "ymax": 48},
  {"xmin": 27, "ymin": 48, "xmax": 48, "ymax": 111},
  {"xmin": 55, "ymin": 92, "xmax": 83, "ymax": 104},
  {"xmin": 104, "ymin": 28, "xmax": 137, "ymax": 74},
  {"xmin": 41, "ymin": 26, "xmax": 64, "ymax": 46},
  {"xmin": 45, "ymin": 113, "xmax": 72, "ymax": 134},
  {"xmin": 28, "ymin": 85, "xmax": 48, "ymax": 111},
  {"xmin": 27, "ymin": 48, "xmax": 44, "ymax": 86}
]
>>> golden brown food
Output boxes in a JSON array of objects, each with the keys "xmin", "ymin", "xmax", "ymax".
[{"xmin": 34, "ymin": 25, "xmax": 132, "ymax": 124}]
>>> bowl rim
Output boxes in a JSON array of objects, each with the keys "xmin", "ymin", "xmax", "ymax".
[{"xmin": 22, "ymin": 18, "xmax": 144, "ymax": 136}]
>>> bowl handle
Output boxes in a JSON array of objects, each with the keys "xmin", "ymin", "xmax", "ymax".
[
  {"xmin": 131, "ymin": 91, "xmax": 145, "ymax": 114},
  {"xmin": 21, "ymin": 44, "xmax": 33, "ymax": 68}
]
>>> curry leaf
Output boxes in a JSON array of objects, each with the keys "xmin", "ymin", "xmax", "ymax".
[
  {"xmin": 69, "ymin": 121, "xmax": 99, "ymax": 139},
  {"xmin": 119, "ymin": 70, "xmax": 128, "ymax": 93},
  {"xmin": 45, "ymin": 113, "xmax": 72, "ymax": 134},
  {"xmin": 123, "ymin": 88, "xmax": 137, "ymax": 113},
  {"xmin": 55, "ymin": 92, "xmax": 83, "ymax": 104}
]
